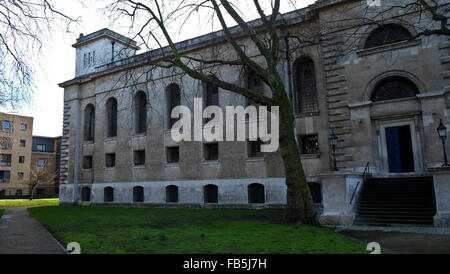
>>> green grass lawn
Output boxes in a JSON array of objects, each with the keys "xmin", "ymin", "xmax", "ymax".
[
  {"xmin": 0, "ymin": 198, "xmax": 59, "ymax": 207},
  {"xmin": 29, "ymin": 206, "xmax": 369, "ymax": 254}
]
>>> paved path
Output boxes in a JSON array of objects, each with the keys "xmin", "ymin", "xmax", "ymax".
[
  {"xmin": 338, "ymin": 227, "xmax": 450, "ymax": 254},
  {"xmin": 0, "ymin": 207, "xmax": 66, "ymax": 254}
]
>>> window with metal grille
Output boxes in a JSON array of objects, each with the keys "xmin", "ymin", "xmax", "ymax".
[
  {"xmin": 84, "ymin": 104, "xmax": 95, "ymax": 141},
  {"xmin": 294, "ymin": 58, "xmax": 319, "ymax": 114},
  {"xmin": 365, "ymin": 24, "xmax": 412, "ymax": 49},
  {"xmin": 134, "ymin": 91, "xmax": 147, "ymax": 134},
  {"xmin": 371, "ymin": 77, "xmax": 419, "ymax": 102},
  {"xmin": 166, "ymin": 146, "xmax": 179, "ymax": 163},
  {"xmin": 106, "ymin": 98, "xmax": 118, "ymax": 137},
  {"xmin": 167, "ymin": 84, "xmax": 181, "ymax": 129},
  {"xmin": 204, "ymin": 143, "xmax": 219, "ymax": 161},
  {"xmin": 299, "ymin": 135, "xmax": 319, "ymax": 155},
  {"xmin": 105, "ymin": 153, "xmax": 116, "ymax": 168}
]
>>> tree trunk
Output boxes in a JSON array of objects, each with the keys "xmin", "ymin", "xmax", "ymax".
[
  {"xmin": 275, "ymin": 84, "xmax": 319, "ymax": 226},
  {"xmin": 30, "ymin": 186, "xmax": 35, "ymax": 201}
]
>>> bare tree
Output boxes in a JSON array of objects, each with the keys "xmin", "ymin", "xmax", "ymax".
[
  {"xmin": 28, "ymin": 165, "xmax": 58, "ymax": 200},
  {"xmin": 0, "ymin": 0, "xmax": 78, "ymax": 108},
  {"xmin": 105, "ymin": 0, "xmax": 448, "ymax": 225}
]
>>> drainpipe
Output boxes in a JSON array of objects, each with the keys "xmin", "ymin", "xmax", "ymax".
[{"xmin": 73, "ymin": 84, "xmax": 82, "ymax": 204}]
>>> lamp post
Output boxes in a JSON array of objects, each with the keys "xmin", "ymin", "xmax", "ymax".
[
  {"xmin": 437, "ymin": 119, "xmax": 449, "ymax": 167},
  {"xmin": 329, "ymin": 131, "xmax": 339, "ymax": 171}
]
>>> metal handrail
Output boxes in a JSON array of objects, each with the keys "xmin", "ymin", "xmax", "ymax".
[{"xmin": 349, "ymin": 162, "xmax": 370, "ymax": 205}]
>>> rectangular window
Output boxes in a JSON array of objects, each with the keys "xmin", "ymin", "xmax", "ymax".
[
  {"xmin": 204, "ymin": 143, "xmax": 219, "ymax": 161},
  {"xmin": 299, "ymin": 135, "xmax": 319, "ymax": 155},
  {"xmin": 105, "ymin": 153, "xmax": 116, "ymax": 168},
  {"xmin": 18, "ymin": 172, "xmax": 24, "ymax": 180},
  {"xmin": 166, "ymin": 147, "xmax": 179, "ymax": 164},
  {"xmin": 16, "ymin": 189, "xmax": 22, "ymax": 196},
  {"xmin": 0, "ymin": 171, "xmax": 10, "ymax": 183},
  {"xmin": 20, "ymin": 140, "xmax": 26, "ymax": 147},
  {"xmin": 0, "ymin": 137, "xmax": 12, "ymax": 150},
  {"xmin": 247, "ymin": 140, "xmax": 264, "ymax": 158},
  {"xmin": 19, "ymin": 156, "xmax": 25, "ymax": 164},
  {"xmin": 0, "ymin": 154, "xmax": 12, "ymax": 166},
  {"xmin": 36, "ymin": 144, "xmax": 46, "ymax": 152},
  {"xmin": 38, "ymin": 158, "xmax": 48, "ymax": 169},
  {"xmin": 21, "ymin": 124, "xmax": 27, "ymax": 131},
  {"xmin": 83, "ymin": 156, "xmax": 93, "ymax": 169},
  {"xmin": 3, "ymin": 121, "xmax": 11, "ymax": 132},
  {"xmin": 134, "ymin": 150, "xmax": 145, "ymax": 166}
]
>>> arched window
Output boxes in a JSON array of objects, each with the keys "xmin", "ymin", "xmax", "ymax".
[
  {"xmin": 104, "ymin": 187, "xmax": 114, "ymax": 202},
  {"xmin": 166, "ymin": 185, "xmax": 179, "ymax": 203},
  {"xmin": 134, "ymin": 92, "xmax": 147, "ymax": 134},
  {"xmin": 84, "ymin": 104, "xmax": 95, "ymax": 141},
  {"xmin": 81, "ymin": 187, "xmax": 91, "ymax": 202},
  {"xmin": 371, "ymin": 77, "xmax": 419, "ymax": 102},
  {"xmin": 248, "ymin": 183, "xmax": 265, "ymax": 204},
  {"xmin": 204, "ymin": 184, "xmax": 218, "ymax": 204},
  {"xmin": 365, "ymin": 24, "xmax": 412, "ymax": 49},
  {"xmin": 133, "ymin": 186, "xmax": 144, "ymax": 203},
  {"xmin": 166, "ymin": 84, "xmax": 180, "ymax": 129},
  {"xmin": 106, "ymin": 98, "xmax": 118, "ymax": 137},
  {"xmin": 294, "ymin": 58, "xmax": 318, "ymax": 114}
]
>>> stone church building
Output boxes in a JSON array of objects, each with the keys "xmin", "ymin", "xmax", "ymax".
[{"xmin": 59, "ymin": 0, "xmax": 450, "ymax": 226}]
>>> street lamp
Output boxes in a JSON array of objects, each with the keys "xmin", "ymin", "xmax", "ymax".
[
  {"xmin": 329, "ymin": 131, "xmax": 338, "ymax": 171},
  {"xmin": 437, "ymin": 119, "xmax": 449, "ymax": 167}
]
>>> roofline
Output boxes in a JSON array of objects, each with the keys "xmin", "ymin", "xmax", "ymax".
[
  {"xmin": 59, "ymin": 0, "xmax": 350, "ymax": 88},
  {"xmin": 0, "ymin": 112, "xmax": 34, "ymax": 120},
  {"xmin": 32, "ymin": 135, "xmax": 62, "ymax": 139},
  {"xmin": 72, "ymin": 28, "xmax": 140, "ymax": 50}
]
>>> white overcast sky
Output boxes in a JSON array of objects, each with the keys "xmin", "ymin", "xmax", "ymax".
[{"xmin": 1, "ymin": 0, "xmax": 315, "ymax": 137}]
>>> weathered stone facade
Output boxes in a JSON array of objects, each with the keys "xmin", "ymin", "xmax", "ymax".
[{"xmin": 59, "ymin": 0, "xmax": 450, "ymax": 226}]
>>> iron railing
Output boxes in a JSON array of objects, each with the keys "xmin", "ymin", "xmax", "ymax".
[{"xmin": 349, "ymin": 162, "xmax": 371, "ymax": 205}]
